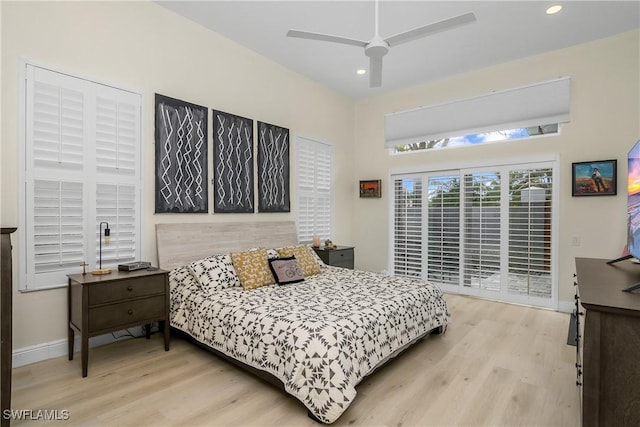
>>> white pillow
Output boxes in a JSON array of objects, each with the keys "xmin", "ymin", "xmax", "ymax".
[
  {"xmin": 169, "ymin": 265, "xmax": 198, "ymax": 291},
  {"xmin": 187, "ymin": 254, "xmax": 241, "ymax": 290}
]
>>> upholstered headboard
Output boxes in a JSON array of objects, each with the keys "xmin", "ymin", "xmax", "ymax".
[{"xmin": 156, "ymin": 221, "xmax": 298, "ymax": 271}]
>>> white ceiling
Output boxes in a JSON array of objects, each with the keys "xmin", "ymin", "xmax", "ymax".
[{"xmin": 156, "ymin": 1, "xmax": 640, "ymax": 99}]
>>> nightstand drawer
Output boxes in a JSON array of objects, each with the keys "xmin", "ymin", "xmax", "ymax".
[
  {"xmin": 88, "ymin": 296, "xmax": 165, "ymax": 332},
  {"xmin": 313, "ymin": 246, "xmax": 355, "ymax": 269},
  {"xmin": 326, "ymin": 250, "xmax": 353, "ymax": 265},
  {"xmin": 89, "ymin": 276, "xmax": 165, "ymax": 305}
]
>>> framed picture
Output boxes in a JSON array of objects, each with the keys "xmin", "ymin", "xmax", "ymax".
[
  {"xmin": 154, "ymin": 94, "xmax": 208, "ymax": 213},
  {"xmin": 572, "ymin": 159, "xmax": 617, "ymax": 196},
  {"xmin": 212, "ymin": 110, "xmax": 254, "ymax": 213},
  {"xmin": 360, "ymin": 179, "xmax": 382, "ymax": 198},
  {"xmin": 257, "ymin": 121, "xmax": 290, "ymax": 212}
]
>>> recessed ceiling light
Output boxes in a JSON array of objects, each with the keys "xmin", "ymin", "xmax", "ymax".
[
  {"xmin": 356, "ymin": 69, "xmax": 366, "ymax": 75},
  {"xmin": 546, "ymin": 5, "xmax": 562, "ymax": 15}
]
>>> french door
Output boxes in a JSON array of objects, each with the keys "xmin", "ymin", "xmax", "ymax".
[{"xmin": 391, "ymin": 161, "xmax": 557, "ymax": 309}]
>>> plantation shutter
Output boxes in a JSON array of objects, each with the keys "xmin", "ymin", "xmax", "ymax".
[
  {"xmin": 296, "ymin": 137, "xmax": 332, "ymax": 243},
  {"xmin": 32, "ymin": 180, "xmax": 84, "ymax": 275},
  {"xmin": 25, "ymin": 68, "xmax": 87, "ymax": 289},
  {"xmin": 31, "ymin": 79, "xmax": 84, "ymax": 169},
  {"xmin": 392, "ymin": 176, "xmax": 423, "ymax": 277},
  {"xmin": 96, "ymin": 184, "xmax": 137, "ymax": 264},
  {"xmin": 508, "ymin": 167, "xmax": 553, "ymax": 297},
  {"xmin": 95, "ymin": 95, "xmax": 138, "ymax": 176},
  {"xmin": 22, "ymin": 64, "xmax": 141, "ymax": 290},
  {"xmin": 425, "ymin": 175, "xmax": 460, "ymax": 285},
  {"xmin": 462, "ymin": 171, "xmax": 502, "ymax": 291}
]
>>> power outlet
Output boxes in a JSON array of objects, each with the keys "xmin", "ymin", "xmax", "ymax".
[{"xmin": 572, "ymin": 236, "xmax": 581, "ymax": 246}]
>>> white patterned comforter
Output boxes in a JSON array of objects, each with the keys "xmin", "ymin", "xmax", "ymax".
[{"xmin": 169, "ymin": 266, "xmax": 450, "ymax": 423}]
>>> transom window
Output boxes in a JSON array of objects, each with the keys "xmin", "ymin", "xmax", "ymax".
[{"xmin": 395, "ymin": 123, "xmax": 559, "ymax": 153}]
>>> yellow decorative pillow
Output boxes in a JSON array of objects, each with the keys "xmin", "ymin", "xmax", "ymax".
[
  {"xmin": 230, "ymin": 248, "xmax": 275, "ymax": 290},
  {"xmin": 277, "ymin": 245, "xmax": 321, "ymax": 277}
]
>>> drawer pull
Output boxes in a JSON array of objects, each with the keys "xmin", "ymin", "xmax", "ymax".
[
  {"xmin": 127, "ymin": 285, "xmax": 133, "ymax": 291},
  {"xmin": 128, "ymin": 309, "xmax": 133, "ymax": 315}
]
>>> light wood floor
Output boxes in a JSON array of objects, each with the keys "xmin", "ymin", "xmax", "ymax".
[{"xmin": 11, "ymin": 294, "xmax": 580, "ymax": 426}]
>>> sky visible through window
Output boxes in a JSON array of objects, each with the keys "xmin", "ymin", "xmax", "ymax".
[{"xmin": 395, "ymin": 124, "xmax": 558, "ymax": 153}]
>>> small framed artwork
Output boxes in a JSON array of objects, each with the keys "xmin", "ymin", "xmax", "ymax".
[
  {"xmin": 572, "ymin": 159, "xmax": 617, "ymax": 196},
  {"xmin": 360, "ymin": 179, "xmax": 382, "ymax": 198}
]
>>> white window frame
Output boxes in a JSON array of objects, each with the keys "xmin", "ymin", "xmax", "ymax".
[
  {"xmin": 295, "ymin": 136, "xmax": 333, "ymax": 244},
  {"xmin": 393, "ymin": 123, "xmax": 560, "ymax": 154},
  {"xmin": 18, "ymin": 62, "xmax": 143, "ymax": 291},
  {"xmin": 389, "ymin": 155, "xmax": 559, "ymax": 310}
]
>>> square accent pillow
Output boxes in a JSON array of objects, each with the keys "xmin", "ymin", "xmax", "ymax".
[
  {"xmin": 277, "ymin": 245, "xmax": 322, "ymax": 277},
  {"xmin": 187, "ymin": 254, "xmax": 241, "ymax": 290},
  {"xmin": 268, "ymin": 256, "xmax": 304, "ymax": 285},
  {"xmin": 231, "ymin": 248, "xmax": 275, "ymax": 290}
]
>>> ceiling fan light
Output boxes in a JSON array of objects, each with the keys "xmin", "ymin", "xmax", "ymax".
[{"xmin": 546, "ymin": 5, "xmax": 563, "ymax": 15}]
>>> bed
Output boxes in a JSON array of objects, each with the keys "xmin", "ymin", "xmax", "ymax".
[{"xmin": 156, "ymin": 221, "xmax": 450, "ymax": 423}]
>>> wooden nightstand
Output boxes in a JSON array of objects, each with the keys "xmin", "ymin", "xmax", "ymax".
[
  {"xmin": 312, "ymin": 246, "xmax": 354, "ymax": 269},
  {"xmin": 67, "ymin": 268, "xmax": 170, "ymax": 377}
]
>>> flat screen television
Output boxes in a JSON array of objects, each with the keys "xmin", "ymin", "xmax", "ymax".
[
  {"xmin": 608, "ymin": 139, "xmax": 640, "ymax": 291},
  {"xmin": 629, "ymin": 140, "xmax": 640, "ymax": 259}
]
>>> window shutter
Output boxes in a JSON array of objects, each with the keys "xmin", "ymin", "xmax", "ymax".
[
  {"xmin": 296, "ymin": 138, "xmax": 332, "ymax": 243},
  {"xmin": 21, "ymin": 64, "xmax": 142, "ymax": 290},
  {"xmin": 462, "ymin": 172, "xmax": 502, "ymax": 290},
  {"xmin": 391, "ymin": 161, "xmax": 555, "ymax": 308},
  {"xmin": 96, "ymin": 96, "xmax": 138, "ymax": 176},
  {"xmin": 393, "ymin": 177, "xmax": 423, "ymax": 277},
  {"xmin": 315, "ymin": 146, "xmax": 332, "ymax": 240},
  {"xmin": 32, "ymin": 80, "xmax": 84, "ymax": 170},
  {"xmin": 508, "ymin": 168, "xmax": 553, "ymax": 297},
  {"xmin": 32, "ymin": 180, "xmax": 84, "ymax": 274},
  {"xmin": 426, "ymin": 175, "xmax": 460, "ymax": 285},
  {"xmin": 96, "ymin": 184, "xmax": 137, "ymax": 265}
]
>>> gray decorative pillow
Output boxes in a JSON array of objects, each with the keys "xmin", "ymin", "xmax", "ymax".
[
  {"xmin": 268, "ymin": 256, "xmax": 305, "ymax": 285},
  {"xmin": 188, "ymin": 254, "xmax": 241, "ymax": 290}
]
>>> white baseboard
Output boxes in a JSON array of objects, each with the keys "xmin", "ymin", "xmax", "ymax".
[{"xmin": 12, "ymin": 327, "xmax": 148, "ymax": 368}]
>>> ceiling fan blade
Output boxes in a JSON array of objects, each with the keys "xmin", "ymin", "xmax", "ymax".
[
  {"xmin": 286, "ymin": 30, "xmax": 367, "ymax": 48},
  {"xmin": 384, "ymin": 12, "xmax": 476, "ymax": 47},
  {"xmin": 369, "ymin": 56, "xmax": 383, "ymax": 88}
]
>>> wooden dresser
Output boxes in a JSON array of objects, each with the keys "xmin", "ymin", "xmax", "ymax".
[
  {"xmin": 1, "ymin": 227, "xmax": 17, "ymax": 427},
  {"xmin": 575, "ymin": 257, "xmax": 640, "ymax": 426},
  {"xmin": 312, "ymin": 246, "xmax": 354, "ymax": 269},
  {"xmin": 67, "ymin": 268, "xmax": 170, "ymax": 377}
]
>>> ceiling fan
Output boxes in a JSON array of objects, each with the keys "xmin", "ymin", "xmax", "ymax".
[{"xmin": 286, "ymin": 1, "xmax": 476, "ymax": 88}]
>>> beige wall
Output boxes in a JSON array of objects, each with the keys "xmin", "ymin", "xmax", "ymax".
[
  {"xmin": 1, "ymin": 1, "xmax": 355, "ymax": 349},
  {"xmin": 352, "ymin": 30, "xmax": 640, "ymax": 305}
]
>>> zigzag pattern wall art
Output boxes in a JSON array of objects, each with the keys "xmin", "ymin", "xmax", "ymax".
[
  {"xmin": 213, "ymin": 110, "xmax": 254, "ymax": 213},
  {"xmin": 155, "ymin": 94, "xmax": 208, "ymax": 213},
  {"xmin": 257, "ymin": 121, "xmax": 290, "ymax": 213}
]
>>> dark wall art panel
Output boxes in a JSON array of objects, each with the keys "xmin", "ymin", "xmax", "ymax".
[
  {"xmin": 213, "ymin": 110, "xmax": 254, "ymax": 213},
  {"xmin": 257, "ymin": 121, "xmax": 290, "ymax": 213},
  {"xmin": 155, "ymin": 94, "xmax": 208, "ymax": 213}
]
